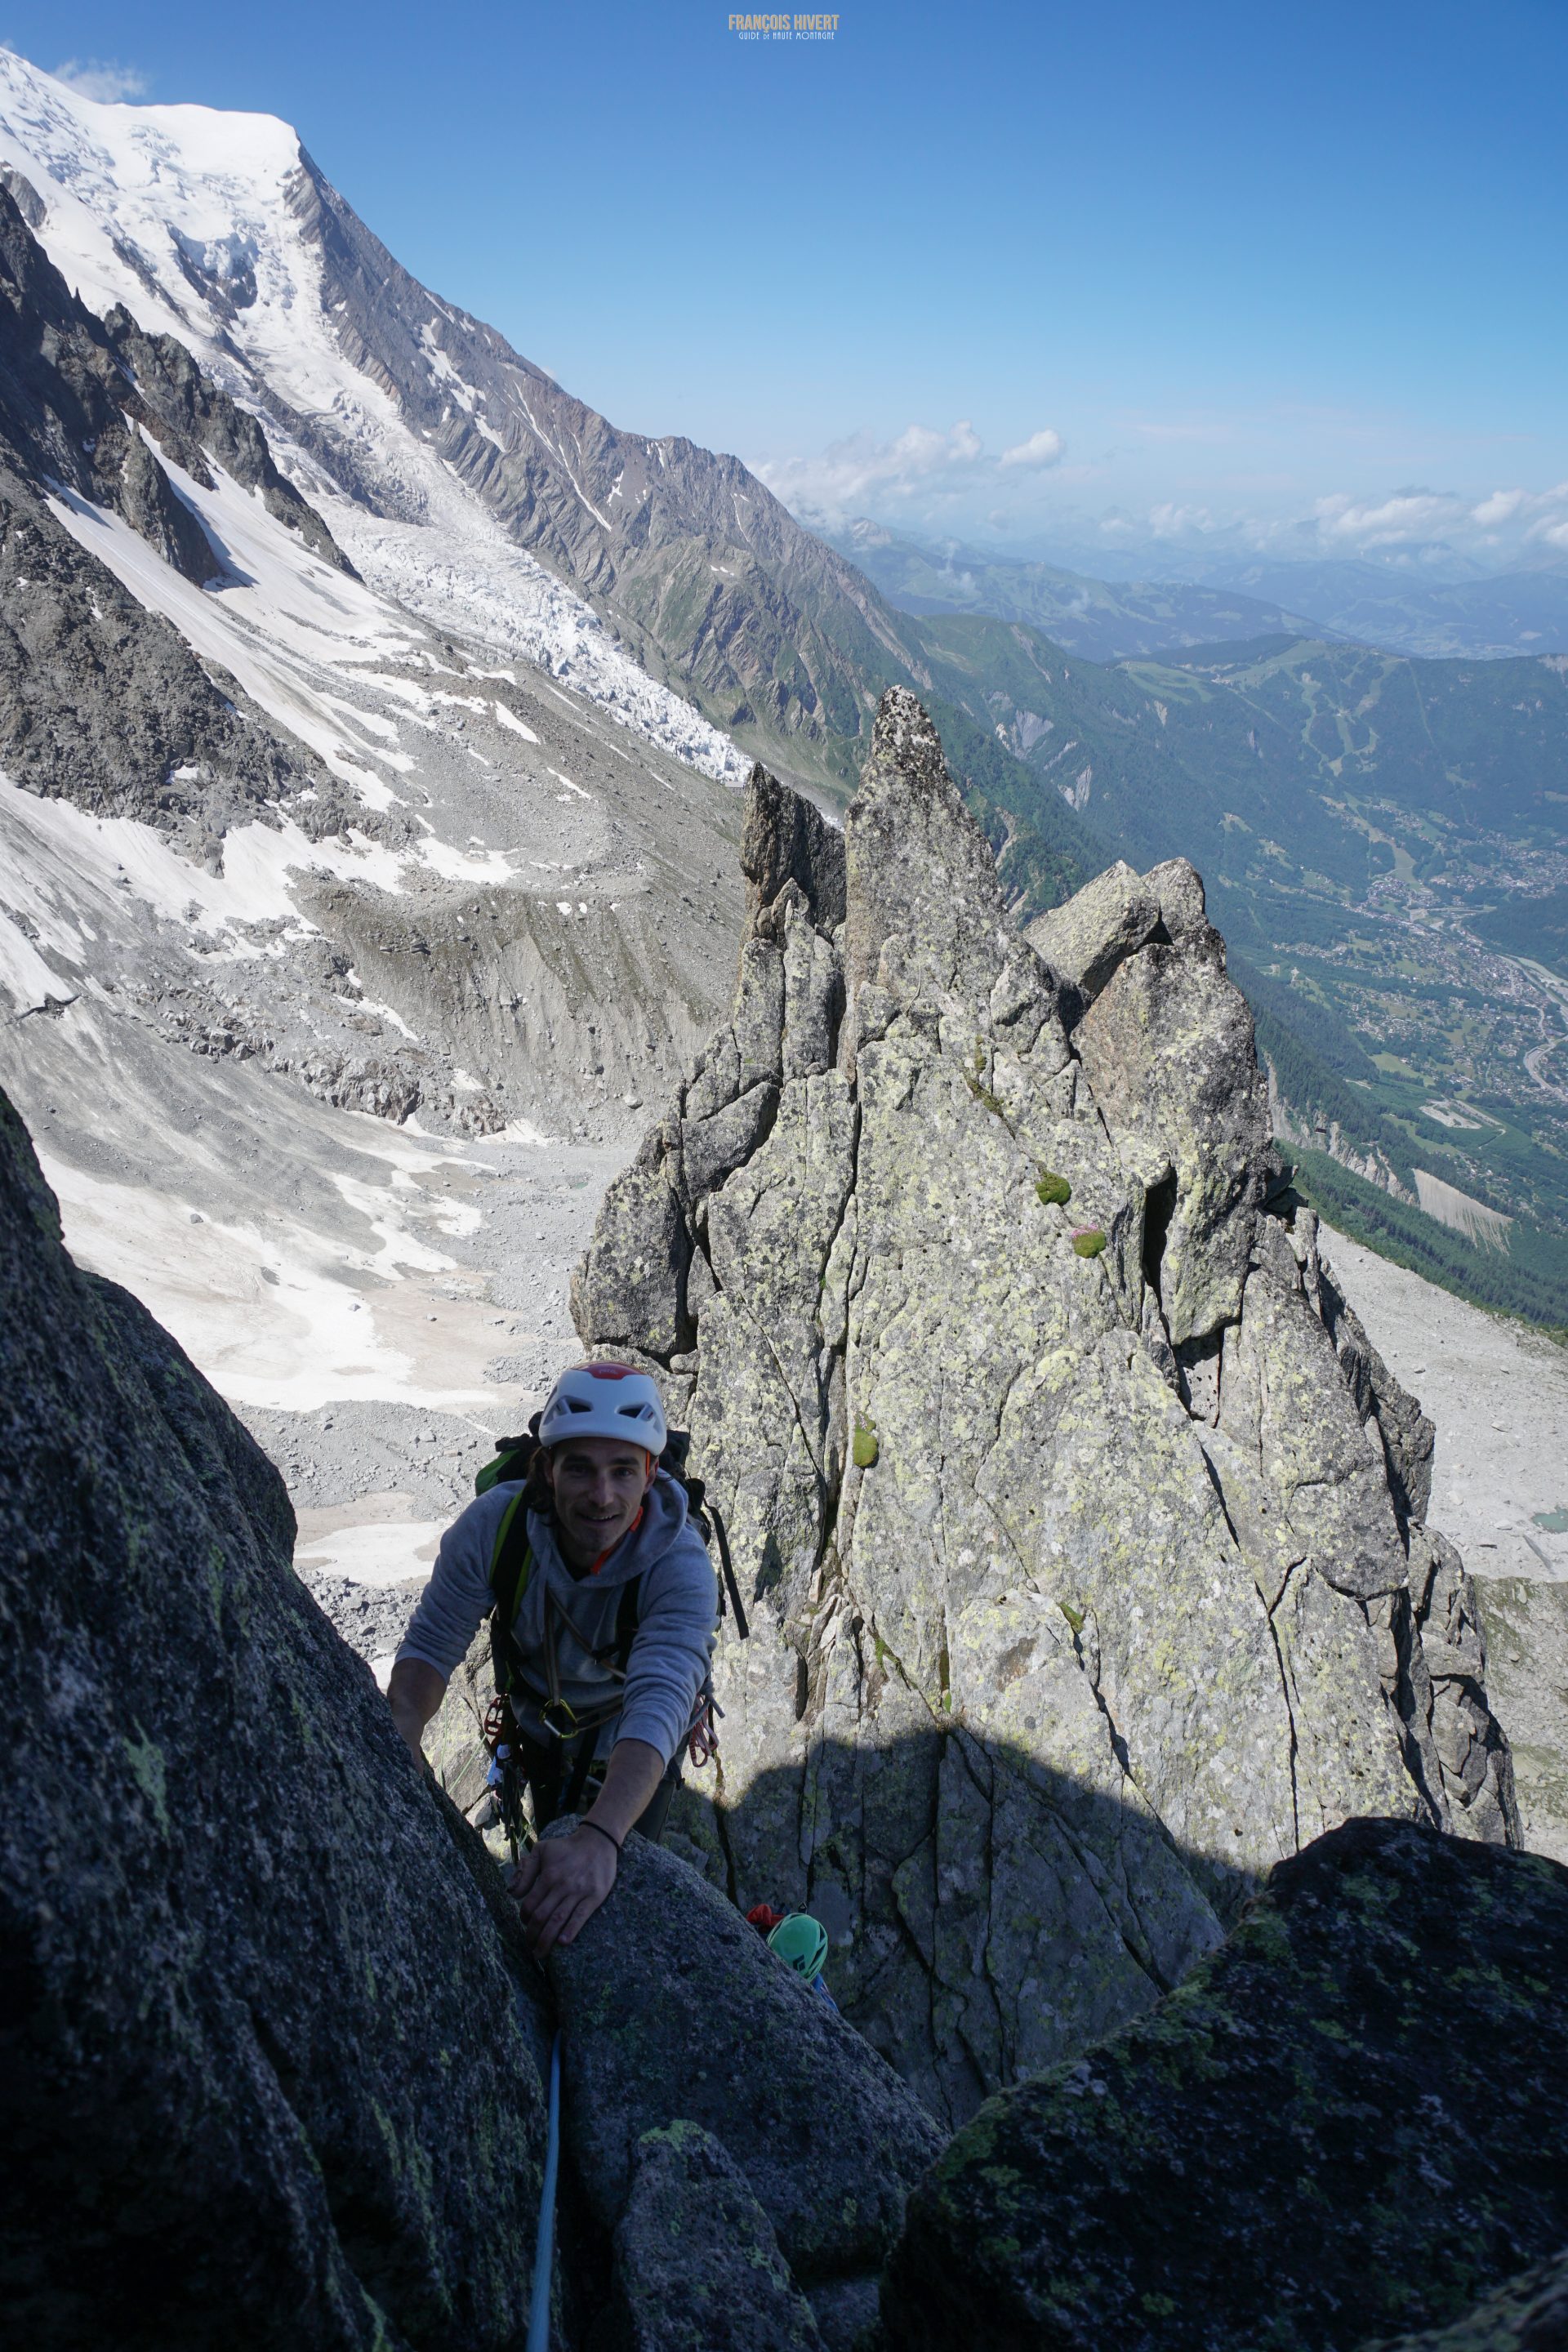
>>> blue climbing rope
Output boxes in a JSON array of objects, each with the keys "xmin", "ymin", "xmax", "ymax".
[{"xmin": 525, "ymin": 2029, "xmax": 563, "ymax": 2352}]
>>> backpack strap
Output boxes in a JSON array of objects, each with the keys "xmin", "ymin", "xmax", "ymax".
[
  {"xmin": 613, "ymin": 1576, "xmax": 641, "ymax": 1674},
  {"xmin": 488, "ymin": 1490, "xmax": 535, "ymax": 1699}
]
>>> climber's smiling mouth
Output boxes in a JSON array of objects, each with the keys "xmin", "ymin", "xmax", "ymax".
[{"xmin": 545, "ymin": 1438, "xmax": 655, "ymax": 1571}]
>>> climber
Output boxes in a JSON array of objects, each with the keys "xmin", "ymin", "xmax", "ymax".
[{"xmin": 386, "ymin": 1362, "xmax": 718, "ymax": 1956}]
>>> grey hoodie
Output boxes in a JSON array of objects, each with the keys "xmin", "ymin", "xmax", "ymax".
[{"xmin": 394, "ymin": 1472, "xmax": 717, "ymax": 1767}]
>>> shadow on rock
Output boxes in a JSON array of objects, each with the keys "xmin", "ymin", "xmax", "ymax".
[
  {"xmin": 0, "ymin": 1087, "xmax": 549, "ymax": 2352},
  {"xmin": 665, "ymin": 1720, "xmax": 1250, "ymax": 2127}
]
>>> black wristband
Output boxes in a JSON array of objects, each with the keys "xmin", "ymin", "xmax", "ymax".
[{"xmin": 577, "ymin": 1817, "xmax": 621, "ymax": 1856}]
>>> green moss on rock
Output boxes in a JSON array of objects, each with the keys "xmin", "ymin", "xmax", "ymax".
[{"xmin": 883, "ymin": 1820, "xmax": 1568, "ymax": 2352}]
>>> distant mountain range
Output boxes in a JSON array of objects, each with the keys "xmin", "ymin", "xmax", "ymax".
[
  {"xmin": 833, "ymin": 520, "xmax": 1568, "ymax": 666},
  {"xmin": 822, "ymin": 520, "xmax": 1338, "ymax": 662},
  {"xmin": 1164, "ymin": 554, "xmax": 1568, "ymax": 662},
  {"xmin": 928, "ymin": 530, "xmax": 1568, "ymax": 664}
]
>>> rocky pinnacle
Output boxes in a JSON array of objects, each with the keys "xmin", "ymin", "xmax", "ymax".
[{"xmin": 573, "ymin": 689, "xmax": 1517, "ymax": 2124}]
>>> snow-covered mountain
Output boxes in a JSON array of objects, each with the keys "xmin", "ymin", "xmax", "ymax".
[
  {"xmin": 0, "ymin": 50, "xmax": 760, "ymax": 1477},
  {"xmin": 0, "ymin": 47, "xmax": 746, "ymax": 778},
  {"xmin": 0, "ymin": 50, "xmax": 755, "ymax": 1127}
]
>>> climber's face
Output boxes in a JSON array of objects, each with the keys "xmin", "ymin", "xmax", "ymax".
[{"xmin": 544, "ymin": 1436, "xmax": 655, "ymax": 1567}]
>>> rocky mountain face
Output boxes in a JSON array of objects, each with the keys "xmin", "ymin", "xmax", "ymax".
[
  {"xmin": 6, "ymin": 1068, "xmax": 1565, "ymax": 2352},
  {"xmin": 0, "ymin": 180, "xmax": 349, "ymax": 586},
  {"xmin": 0, "ymin": 161, "xmax": 749, "ymax": 1167},
  {"xmin": 0, "ymin": 1082, "xmax": 549, "ymax": 2348},
  {"xmin": 287, "ymin": 149, "xmax": 913, "ymax": 767},
  {"xmin": 574, "ymin": 692, "xmax": 1516, "ymax": 2123},
  {"xmin": 0, "ymin": 181, "xmax": 341, "ymax": 840}
]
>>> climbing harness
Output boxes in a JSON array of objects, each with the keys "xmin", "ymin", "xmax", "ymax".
[
  {"xmin": 524, "ymin": 2027, "xmax": 563, "ymax": 2352},
  {"xmin": 475, "ymin": 1412, "xmax": 749, "ymax": 1857}
]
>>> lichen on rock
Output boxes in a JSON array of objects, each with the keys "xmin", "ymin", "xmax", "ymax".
[
  {"xmin": 880, "ymin": 1818, "xmax": 1568, "ymax": 2352},
  {"xmin": 541, "ymin": 1822, "xmax": 941, "ymax": 2285},
  {"xmin": 573, "ymin": 688, "xmax": 1517, "ymax": 2125},
  {"xmin": 611, "ymin": 2121, "xmax": 828, "ymax": 2351}
]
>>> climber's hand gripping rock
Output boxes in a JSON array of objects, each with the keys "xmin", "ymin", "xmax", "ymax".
[
  {"xmin": 509, "ymin": 1734, "xmax": 664, "ymax": 1954},
  {"xmin": 510, "ymin": 1827, "xmax": 618, "ymax": 1956}
]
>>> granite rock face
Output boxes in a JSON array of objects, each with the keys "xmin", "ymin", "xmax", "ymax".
[
  {"xmin": 0, "ymin": 1085, "xmax": 547, "ymax": 2350},
  {"xmin": 881, "ymin": 1818, "xmax": 1568, "ymax": 2352},
  {"xmin": 1470, "ymin": 1575, "xmax": 1568, "ymax": 1865},
  {"xmin": 574, "ymin": 690, "xmax": 1517, "ymax": 2123},
  {"xmin": 611, "ymin": 2122, "xmax": 828, "ymax": 2352},
  {"xmin": 541, "ymin": 1821, "xmax": 942, "ymax": 2291}
]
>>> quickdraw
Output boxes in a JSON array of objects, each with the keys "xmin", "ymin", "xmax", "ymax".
[{"xmin": 687, "ymin": 1690, "xmax": 723, "ymax": 1770}]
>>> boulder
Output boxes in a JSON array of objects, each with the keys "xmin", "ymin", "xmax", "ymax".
[
  {"xmin": 611, "ymin": 2121, "xmax": 827, "ymax": 2352},
  {"xmin": 541, "ymin": 1821, "xmax": 942, "ymax": 2283},
  {"xmin": 0, "ymin": 1085, "xmax": 547, "ymax": 2351},
  {"xmin": 880, "ymin": 1819, "xmax": 1568, "ymax": 2352},
  {"xmin": 1023, "ymin": 857, "xmax": 1160, "ymax": 1005},
  {"xmin": 573, "ymin": 691, "xmax": 1515, "ymax": 2125}
]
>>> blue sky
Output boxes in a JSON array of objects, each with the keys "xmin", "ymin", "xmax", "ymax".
[{"xmin": 12, "ymin": 0, "xmax": 1568, "ymax": 564}]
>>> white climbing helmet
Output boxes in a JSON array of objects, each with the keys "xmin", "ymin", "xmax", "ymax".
[{"xmin": 538, "ymin": 1362, "xmax": 667, "ymax": 1458}]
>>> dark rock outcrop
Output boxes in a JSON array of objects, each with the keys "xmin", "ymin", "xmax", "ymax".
[
  {"xmin": 0, "ymin": 183, "xmax": 355, "ymax": 835},
  {"xmin": 611, "ymin": 2122, "xmax": 828, "ymax": 2352},
  {"xmin": 0, "ymin": 184, "xmax": 350, "ymax": 582},
  {"xmin": 1365, "ymin": 2248, "xmax": 1568, "ymax": 2352},
  {"xmin": 573, "ymin": 692, "xmax": 1515, "ymax": 2126},
  {"xmin": 0, "ymin": 1085, "xmax": 547, "ymax": 2350},
  {"xmin": 541, "ymin": 1820, "xmax": 942, "ymax": 2295},
  {"xmin": 105, "ymin": 301, "xmax": 353, "ymax": 575},
  {"xmin": 881, "ymin": 1818, "xmax": 1568, "ymax": 2352}
]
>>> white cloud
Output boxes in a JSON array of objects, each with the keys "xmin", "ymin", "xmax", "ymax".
[
  {"xmin": 52, "ymin": 58, "xmax": 149, "ymax": 103},
  {"xmin": 1102, "ymin": 482, "xmax": 1568, "ymax": 565},
  {"xmin": 1471, "ymin": 488, "xmax": 1526, "ymax": 530},
  {"xmin": 1312, "ymin": 489, "xmax": 1466, "ymax": 546},
  {"xmin": 755, "ymin": 415, "xmax": 1568, "ymax": 569},
  {"xmin": 1146, "ymin": 501, "xmax": 1219, "ymax": 539},
  {"xmin": 1468, "ymin": 482, "xmax": 1568, "ymax": 546},
  {"xmin": 754, "ymin": 417, "xmax": 1063, "ymax": 528},
  {"xmin": 999, "ymin": 428, "xmax": 1064, "ymax": 470}
]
